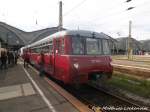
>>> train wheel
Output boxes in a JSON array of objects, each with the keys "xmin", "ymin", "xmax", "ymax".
[
  {"xmin": 96, "ymin": 74, "xmax": 109, "ymax": 87},
  {"xmin": 89, "ymin": 73, "xmax": 109, "ymax": 87}
]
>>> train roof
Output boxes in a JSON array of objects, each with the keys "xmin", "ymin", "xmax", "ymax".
[
  {"xmin": 28, "ymin": 30, "xmax": 110, "ymax": 48},
  {"xmin": 52, "ymin": 30, "xmax": 110, "ymax": 39}
]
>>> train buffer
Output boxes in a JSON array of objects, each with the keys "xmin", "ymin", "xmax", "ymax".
[{"xmin": 0, "ymin": 62, "xmax": 92, "ymax": 112}]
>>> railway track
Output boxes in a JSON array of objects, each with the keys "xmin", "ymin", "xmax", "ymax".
[
  {"xmin": 87, "ymin": 83, "xmax": 145, "ymax": 111},
  {"xmin": 62, "ymin": 85, "xmax": 104, "ymax": 112},
  {"xmin": 62, "ymin": 83, "xmax": 149, "ymax": 112},
  {"xmin": 88, "ymin": 82, "xmax": 141, "ymax": 107}
]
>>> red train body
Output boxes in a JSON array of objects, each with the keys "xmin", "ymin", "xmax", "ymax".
[{"xmin": 22, "ymin": 30, "xmax": 113, "ymax": 84}]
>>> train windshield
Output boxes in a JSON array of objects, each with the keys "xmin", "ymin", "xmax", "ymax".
[
  {"xmin": 86, "ymin": 38, "xmax": 101, "ymax": 55},
  {"xmin": 72, "ymin": 37, "xmax": 85, "ymax": 55},
  {"xmin": 72, "ymin": 37, "xmax": 110, "ymax": 55},
  {"xmin": 102, "ymin": 39, "xmax": 110, "ymax": 55}
]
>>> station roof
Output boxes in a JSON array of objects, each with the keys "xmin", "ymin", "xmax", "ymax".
[{"xmin": 0, "ymin": 22, "xmax": 60, "ymax": 46}]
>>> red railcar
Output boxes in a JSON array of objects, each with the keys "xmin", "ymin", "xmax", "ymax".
[{"xmin": 22, "ymin": 30, "xmax": 113, "ymax": 84}]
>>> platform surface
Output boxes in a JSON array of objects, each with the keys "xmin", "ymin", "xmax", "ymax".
[{"xmin": 0, "ymin": 63, "xmax": 79, "ymax": 112}]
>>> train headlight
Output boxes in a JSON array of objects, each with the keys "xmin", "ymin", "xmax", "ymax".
[{"xmin": 73, "ymin": 63, "xmax": 79, "ymax": 69}]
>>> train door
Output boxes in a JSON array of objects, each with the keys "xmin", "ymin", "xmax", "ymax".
[
  {"xmin": 48, "ymin": 41, "xmax": 54, "ymax": 75},
  {"xmin": 53, "ymin": 38, "xmax": 61, "ymax": 79}
]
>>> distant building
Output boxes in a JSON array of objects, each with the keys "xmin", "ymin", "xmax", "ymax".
[
  {"xmin": 140, "ymin": 40, "xmax": 150, "ymax": 52},
  {"xmin": 116, "ymin": 37, "xmax": 142, "ymax": 55}
]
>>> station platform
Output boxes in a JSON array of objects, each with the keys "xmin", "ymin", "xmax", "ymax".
[{"xmin": 0, "ymin": 62, "xmax": 90, "ymax": 112}]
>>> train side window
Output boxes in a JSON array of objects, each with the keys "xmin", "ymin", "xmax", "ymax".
[
  {"xmin": 55, "ymin": 40, "xmax": 61, "ymax": 54},
  {"xmin": 34, "ymin": 47, "xmax": 36, "ymax": 53},
  {"xmin": 49, "ymin": 41, "xmax": 53, "ymax": 54},
  {"xmin": 42, "ymin": 46, "xmax": 49, "ymax": 53},
  {"xmin": 32, "ymin": 48, "xmax": 35, "ymax": 53},
  {"xmin": 36, "ymin": 47, "xmax": 41, "ymax": 53},
  {"xmin": 98, "ymin": 40, "xmax": 102, "ymax": 54},
  {"xmin": 34, "ymin": 48, "xmax": 37, "ymax": 53},
  {"xmin": 31, "ymin": 48, "xmax": 34, "ymax": 53},
  {"xmin": 61, "ymin": 38, "xmax": 65, "ymax": 54},
  {"xmin": 49, "ymin": 45, "xmax": 53, "ymax": 53},
  {"xmin": 35, "ymin": 48, "xmax": 38, "ymax": 53},
  {"xmin": 46, "ymin": 46, "xmax": 49, "ymax": 53}
]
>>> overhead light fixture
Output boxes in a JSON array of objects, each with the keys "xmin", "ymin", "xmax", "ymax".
[
  {"xmin": 126, "ymin": 0, "xmax": 132, "ymax": 2},
  {"xmin": 127, "ymin": 7, "xmax": 135, "ymax": 10}
]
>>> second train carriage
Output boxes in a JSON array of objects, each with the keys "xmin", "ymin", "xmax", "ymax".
[{"xmin": 22, "ymin": 30, "xmax": 113, "ymax": 84}]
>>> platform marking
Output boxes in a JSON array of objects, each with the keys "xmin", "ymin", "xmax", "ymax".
[
  {"xmin": 28, "ymin": 64, "xmax": 93, "ymax": 112},
  {"xmin": 22, "ymin": 66, "xmax": 57, "ymax": 112},
  {"xmin": 0, "ymin": 83, "xmax": 35, "ymax": 101},
  {"xmin": 112, "ymin": 63, "xmax": 150, "ymax": 71}
]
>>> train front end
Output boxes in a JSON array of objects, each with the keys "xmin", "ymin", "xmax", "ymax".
[{"xmin": 68, "ymin": 31, "xmax": 113, "ymax": 84}]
